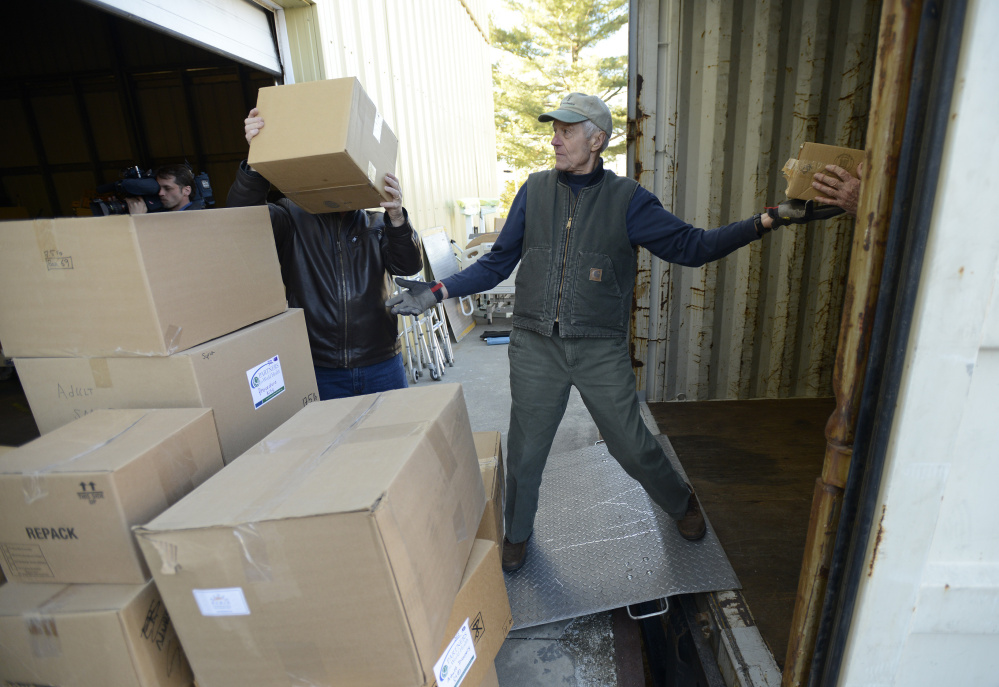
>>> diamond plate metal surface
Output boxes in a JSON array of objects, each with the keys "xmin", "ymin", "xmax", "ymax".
[{"xmin": 505, "ymin": 437, "xmax": 741, "ymax": 629}]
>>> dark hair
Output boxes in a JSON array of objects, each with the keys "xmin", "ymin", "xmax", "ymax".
[{"xmin": 155, "ymin": 164, "xmax": 195, "ymax": 192}]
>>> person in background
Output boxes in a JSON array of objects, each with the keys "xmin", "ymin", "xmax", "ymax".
[
  {"xmin": 126, "ymin": 164, "xmax": 203, "ymax": 213},
  {"xmin": 231, "ymin": 108, "xmax": 423, "ymax": 400}
]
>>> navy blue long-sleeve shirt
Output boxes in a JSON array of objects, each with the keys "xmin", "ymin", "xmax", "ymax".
[{"xmin": 442, "ymin": 162, "xmax": 760, "ymax": 298}]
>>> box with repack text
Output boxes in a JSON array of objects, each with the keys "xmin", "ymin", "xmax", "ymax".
[
  {"xmin": 14, "ymin": 309, "xmax": 318, "ymax": 464},
  {"xmin": 248, "ymin": 77, "xmax": 399, "ymax": 213},
  {"xmin": 0, "ymin": 206, "xmax": 287, "ymax": 358},
  {"xmin": 134, "ymin": 384, "xmax": 485, "ymax": 687},
  {"xmin": 0, "ymin": 580, "xmax": 193, "ymax": 687},
  {"xmin": 0, "ymin": 408, "xmax": 223, "ymax": 585}
]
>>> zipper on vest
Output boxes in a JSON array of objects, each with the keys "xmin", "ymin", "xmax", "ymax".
[{"xmin": 554, "ymin": 189, "xmax": 582, "ymax": 320}]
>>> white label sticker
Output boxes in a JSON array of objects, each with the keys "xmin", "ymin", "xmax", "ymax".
[
  {"xmin": 246, "ymin": 355, "xmax": 286, "ymax": 409},
  {"xmin": 373, "ymin": 111, "xmax": 384, "ymax": 142},
  {"xmin": 367, "ymin": 161, "xmax": 377, "ymax": 185},
  {"xmin": 193, "ymin": 588, "xmax": 250, "ymax": 616},
  {"xmin": 434, "ymin": 618, "xmax": 476, "ymax": 687}
]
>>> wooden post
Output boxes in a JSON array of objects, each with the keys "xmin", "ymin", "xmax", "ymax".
[{"xmin": 781, "ymin": 1, "xmax": 925, "ymax": 684}]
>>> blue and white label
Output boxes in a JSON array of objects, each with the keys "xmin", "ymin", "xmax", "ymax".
[
  {"xmin": 434, "ymin": 618, "xmax": 476, "ymax": 687},
  {"xmin": 246, "ymin": 355, "xmax": 286, "ymax": 409},
  {"xmin": 192, "ymin": 587, "xmax": 250, "ymax": 616}
]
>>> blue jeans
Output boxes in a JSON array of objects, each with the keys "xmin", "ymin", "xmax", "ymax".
[{"xmin": 314, "ymin": 354, "xmax": 408, "ymax": 400}]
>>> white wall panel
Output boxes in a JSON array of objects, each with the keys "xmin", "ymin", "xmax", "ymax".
[{"xmin": 312, "ymin": 0, "xmax": 497, "ymax": 249}]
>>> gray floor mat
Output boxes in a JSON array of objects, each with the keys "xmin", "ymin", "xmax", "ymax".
[{"xmin": 504, "ymin": 437, "xmax": 740, "ymax": 629}]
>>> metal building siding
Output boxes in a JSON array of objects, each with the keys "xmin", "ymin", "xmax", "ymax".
[
  {"xmin": 312, "ymin": 0, "xmax": 497, "ymax": 245},
  {"xmin": 629, "ymin": 0, "xmax": 879, "ymax": 402}
]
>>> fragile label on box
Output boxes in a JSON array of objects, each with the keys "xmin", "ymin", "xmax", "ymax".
[
  {"xmin": 193, "ymin": 587, "xmax": 251, "ymax": 616},
  {"xmin": 435, "ymin": 618, "xmax": 476, "ymax": 687},
  {"xmin": 246, "ymin": 356, "xmax": 286, "ymax": 409}
]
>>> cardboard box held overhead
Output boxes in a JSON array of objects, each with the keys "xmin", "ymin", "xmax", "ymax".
[
  {"xmin": 473, "ymin": 432, "xmax": 504, "ymax": 545},
  {"xmin": 248, "ymin": 77, "xmax": 399, "ymax": 213},
  {"xmin": 14, "ymin": 308, "xmax": 318, "ymax": 464},
  {"xmin": 0, "ymin": 581, "xmax": 193, "ymax": 687},
  {"xmin": 135, "ymin": 384, "xmax": 486, "ymax": 687},
  {"xmin": 782, "ymin": 142, "xmax": 866, "ymax": 201},
  {"xmin": 0, "ymin": 206, "xmax": 287, "ymax": 358},
  {"xmin": 0, "ymin": 408, "xmax": 223, "ymax": 585}
]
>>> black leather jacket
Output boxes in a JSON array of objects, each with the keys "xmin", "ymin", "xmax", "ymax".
[{"xmin": 228, "ymin": 161, "xmax": 423, "ymax": 369}]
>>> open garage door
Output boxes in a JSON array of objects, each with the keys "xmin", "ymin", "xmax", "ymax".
[
  {"xmin": 1, "ymin": 0, "xmax": 280, "ymax": 218},
  {"xmin": 80, "ymin": 0, "xmax": 282, "ymax": 75}
]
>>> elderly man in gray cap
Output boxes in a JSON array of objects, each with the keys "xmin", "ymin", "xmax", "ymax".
[{"xmin": 388, "ymin": 93, "xmax": 819, "ymax": 572}]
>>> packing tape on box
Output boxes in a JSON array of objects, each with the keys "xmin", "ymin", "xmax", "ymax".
[
  {"xmin": 233, "ymin": 523, "xmax": 274, "ymax": 583},
  {"xmin": 89, "ymin": 358, "xmax": 113, "ymax": 388},
  {"xmin": 20, "ymin": 413, "xmax": 149, "ymax": 504},
  {"xmin": 23, "ymin": 585, "xmax": 75, "ymax": 658},
  {"xmin": 164, "ymin": 324, "xmax": 183, "ymax": 355}
]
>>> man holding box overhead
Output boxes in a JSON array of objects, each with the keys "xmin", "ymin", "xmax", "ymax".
[
  {"xmin": 231, "ymin": 108, "xmax": 423, "ymax": 400},
  {"xmin": 388, "ymin": 93, "xmax": 844, "ymax": 573}
]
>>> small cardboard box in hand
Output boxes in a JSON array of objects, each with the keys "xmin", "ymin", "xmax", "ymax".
[{"xmin": 782, "ymin": 142, "xmax": 865, "ymax": 201}]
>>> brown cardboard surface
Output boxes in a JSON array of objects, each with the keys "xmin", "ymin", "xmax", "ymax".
[
  {"xmin": 134, "ymin": 384, "xmax": 485, "ymax": 687},
  {"xmin": 0, "ymin": 408, "xmax": 222, "ymax": 584},
  {"xmin": 472, "ymin": 663, "xmax": 499, "ymax": 687},
  {"xmin": 430, "ymin": 539, "xmax": 512, "ymax": 687},
  {"xmin": 248, "ymin": 77, "xmax": 399, "ymax": 212},
  {"xmin": 0, "ymin": 580, "xmax": 193, "ymax": 687},
  {"xmin": 14, "ymin": 309, "xmax": 318, "ymax": 464},
  {"xmin": 782, "ymin": 142, "xmax": 866, "ymax": 201},
  {"xmin": 473, "ymin": 432, "xmax": 504, "ymax": 545},
  {"xmin": 0, "ymin": 207, "xmax": 287, "ymax": 358}
]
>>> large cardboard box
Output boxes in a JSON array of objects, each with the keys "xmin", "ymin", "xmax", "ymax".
[
  {"xmin": 0, "ymin": 408, "xmax": 223, "ymax": 585},
  {"xmin": 473, "ymin": 432, "xmax": 504, "ymax": 545},
  {"xmin": 14, "ymin": 309, "xmax": 318, "ymax": 464},
  {"xmin": 431, "ymin": 539, "xmax": 512, "ymax": 687},
  {"xmin": 135, "ymin": 384, "xmax": 486, "ymax": 687},
  {"xmin": 782, "ymin": 142, "xmax": 866, "ymax": 201},
  {"xmin": 0, "ymin": 581, "xmax": 193, "ymax": 687},
  {"xmin": 248, "ymin": 77, "xmax": 399, "ymax": 213},
  {"xmin": 0, "ymin": 206, "xmax": 287, "ymax": 358}
]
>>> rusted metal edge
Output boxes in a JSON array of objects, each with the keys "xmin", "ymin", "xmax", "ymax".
[{"xmin": 699, "ymin": 590, "xmax": 782, "ymax": 687}]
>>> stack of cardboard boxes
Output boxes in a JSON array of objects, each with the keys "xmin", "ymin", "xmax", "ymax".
[
  {"xmin": 0, "ymin": 206, "xmax": 320, "ymax": 464},
  {"xmin": 0, "ymin": 75, "xmax": 512, "ymax": 687},
  {"xmin": 133, "ymin": 384, "xmax": 511, "ymax": 687},
  {"xmin": 0, "ymin": 408, "xmax": 226, "ymax": 686}
]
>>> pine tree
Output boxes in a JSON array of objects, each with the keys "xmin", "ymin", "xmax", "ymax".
[{"xmin": 493, "ymin": 0, "xmax": 628, "ymax": 193}]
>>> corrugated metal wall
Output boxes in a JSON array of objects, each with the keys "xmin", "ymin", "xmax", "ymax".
[
  {"xmin": 312, "ymin": 0, "xmax": 498, "ymax": 245},
  {"xmin": 629, "ymin": 0, "xmax": 880, "ymax": 402}
]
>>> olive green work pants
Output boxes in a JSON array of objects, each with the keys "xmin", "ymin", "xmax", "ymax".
[{"xmin": 504, "ymin": 325, "xmax": 692, "ymax": 544}]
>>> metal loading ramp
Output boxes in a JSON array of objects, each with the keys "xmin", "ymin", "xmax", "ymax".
[{"xmin": 504, "ymin": 437, "xmax": 740, "ymax": 630}]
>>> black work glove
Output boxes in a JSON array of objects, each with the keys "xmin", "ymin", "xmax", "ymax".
[
  {"xmin": 385, "ymin": 278, "xmax": 444, "ymax": 316},
  {"xmin": 766, "ymin": 199, "xmax": 845, "ymax": 229}
]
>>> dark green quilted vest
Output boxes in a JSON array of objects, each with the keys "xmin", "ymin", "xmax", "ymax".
[{"xmin": 512, "ymin": 168, "xmax": 639, "ymax": 338}]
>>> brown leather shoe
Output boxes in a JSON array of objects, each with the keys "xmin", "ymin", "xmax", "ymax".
[
  {"xmin": 676, "ymin": 485, "xmax": 706, "ymax": 541},
  {"xmin": 502, "ymin": 536, "xmax": 530, "ymax": 572}
]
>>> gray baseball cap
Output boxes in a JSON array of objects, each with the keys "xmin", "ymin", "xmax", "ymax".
[{"xmin": 538, "ymin": 93, "xmax": 613, "ymax": 137}]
